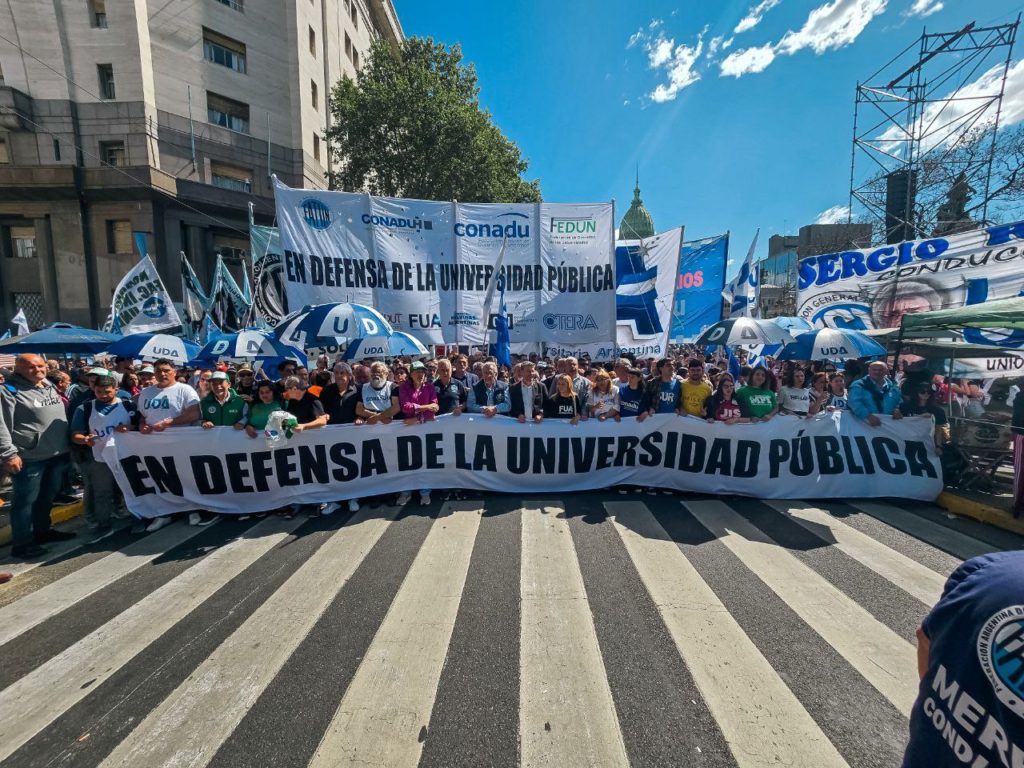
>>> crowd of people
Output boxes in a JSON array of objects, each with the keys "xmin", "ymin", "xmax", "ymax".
[{"xmin": 0, "ymin": 346, "xmax": 995, "ymax": 559}]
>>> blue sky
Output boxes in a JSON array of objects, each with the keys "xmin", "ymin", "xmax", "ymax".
[{"xmin": 393, "ymin": 0, "xmax": 1023, "ymax": 276}]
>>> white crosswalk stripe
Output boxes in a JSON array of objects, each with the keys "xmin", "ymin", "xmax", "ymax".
[{"xmin": 0, "ymin": 495, "xmax": 1005, "ymax": 768}]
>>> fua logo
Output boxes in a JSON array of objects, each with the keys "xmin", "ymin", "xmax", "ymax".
[
  {"xmin": 301, "ymin": 198, "xmax": 331, "ymax": 231},
  {"xmin": 142, "ymin": 295, "xmax": 166, "ymax": 319}
]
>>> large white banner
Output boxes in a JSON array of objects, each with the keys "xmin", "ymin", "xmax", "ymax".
[
  {"xmin": 543, "ymin": 227, "xmax": 683, "ymax": 362},
  {"xmin": 273, "ymin": 178, "xmax": 616, "ymax": 347},
  {"xmin": 107, "ymin": 413, "xmax": 941, "ymax": 518},
  {"xmin": 796, "ymin": 219, "xmax": 1024, "ymax": 333},
  {"xmin": 104, "ymin": 256, "xmax": 181, "ymax": 334}
]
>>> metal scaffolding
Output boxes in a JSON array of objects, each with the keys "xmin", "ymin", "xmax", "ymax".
[{"xmin": 848, "ymin": 17, "xmax": 1019, "ymax": 244}]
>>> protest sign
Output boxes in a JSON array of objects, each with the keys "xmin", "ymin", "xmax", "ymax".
[
  {"xmin": 104, "ymin": 256, "xmax": 181, "ymax": 334},
  {"xmin": 108, "ymin": 413, "xmax": 942, "ymax": 518}
]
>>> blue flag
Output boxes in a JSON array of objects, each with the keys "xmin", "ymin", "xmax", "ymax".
[
  {"xmin": 494, "ymin": 273, "xmax": 512, "ymax": 369},
  {"xmin": 0, "ymin": 329, "xmax": 10, "ymax": 340}
]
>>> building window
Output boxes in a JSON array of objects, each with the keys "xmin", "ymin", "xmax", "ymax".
[
  {"xmin": 11, "ymin": 227, "xmax": 36, "ymax": 258},
  {"xmin": 207, "ymin": 91, "xmax": 250, "ymax": 133},
  {"xmin": 351, "ymin": 3, "xmax": 357, "ymax": 28},
  {"xmin": 106, "ymin": 220, "xmax": 132, "ymax": 254},
  {"xmin": 52, "ymin": 138, "xmax": 61, "ymax": 161},
  {"xmin": 0, "ymin": 137, "xmax": 9, "ymax": 164},
  {"xmin": 214, "ymin": 0, "xmax": 243, "ymax": 11},
  {"xmin": 97, "ymin": 64, "xmax": 115, "ymax": 99},
  {"xmin": 210, "ymin": 160, "xmax": 252, "ymax": 192},
  {"xmin": 203, "ymin": 29, "xmax": 246, "ymax": 73},
  {"xmin": 311, "ymin": 80, "xmax": 318, "ymax": 110},
  {"xmin": 13, "ymin": 293, "xmax": 44, "ymax": 329},
  {"xmin": 313, "ymin": 133, "xmax": 320, "ymax": 163},
  {"xmin": 345, "ymin": 32, "xmax": 352, "ymax": 59},
  {"xmin": 88, "ymin": 0, "xmax": 107, "ymax": 28},
  {"xmin": 352, "ymin": 48, "xmax": 359, "ymax": 69},
  {"xmin": 100, "ymin": 140, "xmax": 125, "ymax": 166},
  {"xmin": 309, "ymin": 26, "xmax": 316, "ymax": 56}
]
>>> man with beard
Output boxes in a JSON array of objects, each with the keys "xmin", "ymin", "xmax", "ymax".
[{"xmin": 355, "ymin": 361, "xmax": 399, "ymax": 424}]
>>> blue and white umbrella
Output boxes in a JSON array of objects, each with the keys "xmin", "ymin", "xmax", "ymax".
[
  {"xmin": 342, "ymin": 332, "xmax": 428, "ymax": 360},
  {"xmin": 105, "ymin": 333, "xmax": 200, "ymax": 365},
  {"xmin": 195, "ymin": 329, "xmax": 307, "ymax": 366},
  {"xmin": 272, "ymin": 303, "xmax": 393, "ymax": 348},
  {"xmin": 777, "ymin": 327, "xmax": 886, "ymax": 362},
  {"xmin": 696, "ymin": 317, "xmax": 795, "ymax": 347}
]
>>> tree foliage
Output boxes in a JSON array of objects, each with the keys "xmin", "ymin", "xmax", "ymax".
[{"xmin": 326, "ymin": 37, "xmax": 541, "ymax": 203}]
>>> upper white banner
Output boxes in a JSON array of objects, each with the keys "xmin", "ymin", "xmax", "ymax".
[
  {"xmin": 273, "ymin": 178, "xmax": 616, "ymax": 346},
  {"xmin": 796, "ymin": 219, "xmax": 1024, "ymax": 332},
  {"xmin": 543, "ymin": 227, "xmax": 684, "ymax": 362}
]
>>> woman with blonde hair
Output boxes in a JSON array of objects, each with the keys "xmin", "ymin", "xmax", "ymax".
[
  {"xmin": 587, "ymin": 369, "xmax": 620, "ymax": 422},
  {"xmin": 544, "ymin": 374, "xmax": 584, "ymax": 425}
]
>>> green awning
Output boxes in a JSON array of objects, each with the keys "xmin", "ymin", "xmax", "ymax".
[{"xmin": 900, "ymin": 296, "xmax": 1024, "ymax": 332}]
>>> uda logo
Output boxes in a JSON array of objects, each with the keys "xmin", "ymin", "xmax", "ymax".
[
  {"xmin": 301, "ymin": 198, "xmax": 332, "ymax": 231},
  {"xmin": 142, "ymin": 295, "xmax": 166, "ymax": 319},
  {"xmin": 977, "ymin": 605, "xmax": 1024, "ymax": 719}
]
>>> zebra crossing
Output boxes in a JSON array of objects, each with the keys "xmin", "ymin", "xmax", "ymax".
[{"xmin": 0, "ymin": 493, "xmax": 1018, "ymax": 768}]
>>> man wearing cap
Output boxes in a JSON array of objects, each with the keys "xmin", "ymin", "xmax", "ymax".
[
  {"xmin": 0, "ymin": 354, "xmax": 76, "ymax": 558},
  {"xmin": 71, "ymin": 370, "xmax": 139, "ymax": 535},
  {"xmin": 233, "ymin": 365, "xmax": 257, "ymax": 403},
  {"xmin": 200, "ymin": 372, "xmax": 248, "ymax": 429},
  {"xmin": 138, "ymin": 365, "xmax": 156, "ymax": 390}
]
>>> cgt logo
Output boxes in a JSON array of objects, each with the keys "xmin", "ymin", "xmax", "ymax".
[
  {"xmin": 487, "ymin": 313, "xmax": 514, "ymax": 330},
  {"xmin": 543, "ymin": 313, "xmax": 597, "ymax": 331},
  {"xmin": 301, "ymin": 198, "xmax": 332, "ymax": 231}
]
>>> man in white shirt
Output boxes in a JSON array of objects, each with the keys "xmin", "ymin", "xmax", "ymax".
[
  {"xmin": 510, "ymin": 361, "xmax": 546, "ymax": 423},
  {"xmin": 137, "ymin": 358, "xmax": 206, "ymax": 531}
]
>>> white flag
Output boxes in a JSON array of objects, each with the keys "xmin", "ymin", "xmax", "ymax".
[
  {"xmin": 722, "ymin": 229, "xmax": 760, "ymax": 318},
  {"xmin": 104, "ymin": 256, "xmax": 181, "ymax": 334},
  {"xmin": 11, "ymin": 309, "xmax": 30, "ymax": 336}
]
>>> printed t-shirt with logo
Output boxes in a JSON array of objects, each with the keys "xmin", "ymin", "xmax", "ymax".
[
  {"xmin": 681, "ymin": 380, "xmax": 713, "ymax": 417},
  {"xmin": 655, "ymin": 379, "xmax": 681, "ymax": 414},
  {"xmin": 434, "ymin": 378, "xmax": 467, "ymax": 415},
  {"xmin": 618, "ymin": 384, "xmax": 644, "ymax": 417},
  {"xmin": 544, "ymin": 394, "xmax": 581, "ymax": 419},
  {"xmin": 360, "ymin": 381, "xmax": 396, "ymax": 413},
  {"xmin": 902, "ymin": 551, "xmax": 1024, "ymax": 767},
  {"xmin": 828, "ymin": 393, "xmax": 849, "ymax": 410},
  {"xmin": 736, "ymin": 385, "xmax": 777, "ymax": 419},
  {"xmin": 138, "ymin": 383, "xmax": 200, "ymax": 426},
  {"xmin": 70, "ymin": 399, "xmax": 135, "ymax": 461},
  {"xmin": 704, "ymin": 394, "xmax": 745, "ymax": 422},
  {"xmin": 779, "ymin": 386, "xmax": 812, "ymax": 415}
]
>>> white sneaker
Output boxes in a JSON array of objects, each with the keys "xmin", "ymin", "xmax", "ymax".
[
  {"xmin": 420, "ymin": 492, "xmax": 431, "ymax": 506},
  {"xmin": 189, "ymin": 512, "xmax": 214, "ymax": 526},
  {"xmin": 146, "ymin": 516, "xmax": 171, "ymax": 533},
  {"xmin": 348, "ymin": 499, "xmax": 360, "ymax": 512},
  {"xmin": 395, "ymin": 492, "xmax": 412, "ymax": 506},
  {"xmin": 322, "ymin": 502, "xmax": 340, "ymax": 516}
]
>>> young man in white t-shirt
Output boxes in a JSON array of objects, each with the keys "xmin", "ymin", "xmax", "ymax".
[{"xmin": 137, "ymin": 358, "xmax": 206, "ymax": 531}]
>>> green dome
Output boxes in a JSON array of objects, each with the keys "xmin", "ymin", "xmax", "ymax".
[{"xmin": 619, "ymin": 173, "xmax": 655, "ymax": 239}]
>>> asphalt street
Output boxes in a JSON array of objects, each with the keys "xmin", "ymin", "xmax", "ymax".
[{"xmin": 0, "ymin": 490, "xmax": 1021, "ymax": 768}]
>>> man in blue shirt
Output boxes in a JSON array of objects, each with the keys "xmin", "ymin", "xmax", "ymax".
[
  {"xmin": 639, "ymin": 358, "xmax": 681, "ymax": 422},
  {"xmin": 903, "ymin": 551, "xmax": 1024, "ymax": 767},
  {"xmin": 848, "ymin": 361, "xmax": 903, "ymax": 426}
]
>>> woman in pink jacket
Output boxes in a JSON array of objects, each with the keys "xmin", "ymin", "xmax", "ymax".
[{"xmin": 396, "ymin": 361, "xmax": 438, "ymax": 506}]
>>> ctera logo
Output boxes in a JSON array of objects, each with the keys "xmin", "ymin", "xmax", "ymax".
[
  {"xmin": 301, "ymin": 198, "xmax": 332, "ymax": 231},
  {"xmin": 455, "ymin": 212, "xmax": 530, "ymax": 239},
  {"xmin": 543, "ymin": 313, "xmax": 597, "ymax": 331}
]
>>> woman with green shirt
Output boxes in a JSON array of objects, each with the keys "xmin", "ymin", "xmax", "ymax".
[
  {"xmin": 244, "ymin": 381, "xmax": 284, "ymax": 436},
  {"xmin": 736, "ymin": 367, "xmax": 779, "ymax": 422}
]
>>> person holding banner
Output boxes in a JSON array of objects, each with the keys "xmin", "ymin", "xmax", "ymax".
[
  {"xmin": 396, "ymin": 362, "xmax": 438, "ymax": 508},
  {"xmin": 704, "ymin": 374, "xmax": 751, "ymax": 424},
  {"xmin": 138, "ymin": 359, "xmax": 204, "ymax": 532},
  {"xmin": 680, "ymin": 359, "xmax": 713, "ymax": 418},
  {"xmin": 510, "ymin": 361, "xmax": 547, "ymax": 423},
  {"xmin": 587, "ymin": 370, "xmax": 620, "ymax": 422},
  {"xmin": 433, "ymin": 359, "xmax": 468, "ymax": 416},
  {"xmin": 736, "ymin": 368, "xmax": 779, "ymax": 423},
  {"xmin": 244, "ymin": 382, "xmax": 284, "ymax": 436},
  {"xmin": 320, "ymin": 363, "xmax": 361, "ymax": 426},
  {"xmin": 848, "ymin": 362, "xmax": 904, "ymax": 427},
  {"xmin": 468, "ymin": 362, "xmax": 510, "ymax": 417},
  {"xmin": 544, "ymin": 375, "xmax": 584, "ymax": 425},
  {"xmin": 618, "ymin": 369, "xmax": 646, "ymax": 418},
  {"xmin": 638, "ymin": 359, "xmax": 681, "ymax": 423},
  {"xmin": 200, "ymin": 372, "xmax": 248, "ymax": 430},
  {"xmin": 356, "ymin": 362, "xmax": 399, "ymax": 425}
]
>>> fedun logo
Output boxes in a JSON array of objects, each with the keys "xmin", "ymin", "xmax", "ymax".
[
  {"xmin": 977, "ymin": 605, "xmax": 1024, "ymax": 719},
  {"xmin": 549, "ymin": 217, "xmax": 596, "ymax": 235},
  {"xmin": 301, "ymin": 198, "xmax": 332, "ymax": 231}
]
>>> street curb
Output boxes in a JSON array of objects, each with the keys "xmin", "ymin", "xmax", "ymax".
[
  {"xmin": 936, "ymin": 490, "xmax": 1024, "ymax": 536},
  {"xmin": 0, "ymin": 500, "xmax": 84, "ymax": 547}
]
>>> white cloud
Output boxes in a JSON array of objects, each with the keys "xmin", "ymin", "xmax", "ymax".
[
  {"xmin": 905, "ymin": 0, "xmax": 942, "ymax": 17},
  {"xmin": 815, "ymin": 205, "xmax": 851, "ymax": 224},
  {"xmin": 720, "ymin": 44, "xmax": 777, "ymax": 77},
  {"xmin": 623, "ymin": 98, "xmax": 631, "ymax": 106},
  {"xmin": 876, "ymin": 60, "xmax": 1024, "ymax": 152},
  {"xmin": 734, "ymin": 0, "xmax": 782, "ymax": 34},
  {"xmin": 777, "ymin": 0, "xmax": 887, "ymax": 55},
  {"xmin": 627, "ymin": 29, "xmax": 645, "ymax": 48},
  {"xmin": 648, "ymin": 33, "xmax": 705, "ymax": 102},
  {"xmin": 649, "ymin": 18, "xmax": 664, "ymax": 30},
  {"xmin": 722, "ymin": 37, "xmax": 735, "ymax": 50},
  {"xmin": 718, "ymin": 0, "xmax": 887, "ymax": 78},
  {"xmin": 648, "ymin": 37, "xmax": 675, "ymax": 67}
]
